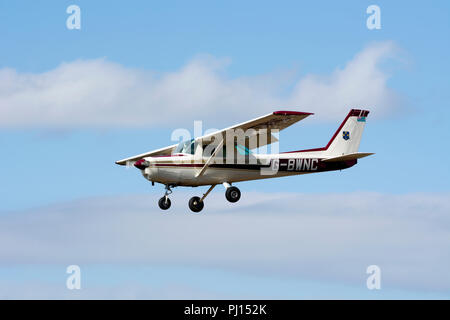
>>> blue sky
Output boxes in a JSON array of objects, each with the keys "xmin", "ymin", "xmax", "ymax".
[{"xmin": 0, "ymin": 1, "xmax": 449, "ymax": 299}]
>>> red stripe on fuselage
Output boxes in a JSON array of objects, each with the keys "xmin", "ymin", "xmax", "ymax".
[{"xmin": 150, "ymin": 159, "xmax": 357, "ymax": 172}]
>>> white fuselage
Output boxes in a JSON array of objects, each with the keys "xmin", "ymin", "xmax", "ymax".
[{"xmin": 140, "ymin": 150, "xmax": 353, "ymax": 187}]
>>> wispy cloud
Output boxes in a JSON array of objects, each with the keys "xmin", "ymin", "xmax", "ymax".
[
  {"xmin": 0, "ymin": 42, "xmax": 400, "ymax": 128},
  {"xmin": 1, "ymin": 191, "xmax": 449, "ymax": 295}
]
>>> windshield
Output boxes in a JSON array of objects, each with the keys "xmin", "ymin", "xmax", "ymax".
[
  {"xmin": 174, "ymin": 140, "xmax": 253, "ymax": 156},
  {"xmin": 174, "ymin": 139, "xmax": 196, "ymax": 155}
]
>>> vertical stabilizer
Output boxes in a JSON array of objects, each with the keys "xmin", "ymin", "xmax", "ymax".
[{"xmin": 326, "ymin": 109, "xmax": 370, "ymax": 156}]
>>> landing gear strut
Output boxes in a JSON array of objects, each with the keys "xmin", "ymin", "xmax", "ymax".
[
  {"xmin": 158, "ymin": 184, "xmax": 173, "ymax": 210},
  {"xmin": 157, "ymin": 183, "xmax": 241, "ymax": 212},
  {"xmin": 188, "ymin": 184, "xmax": 216, "ymax": 213}
]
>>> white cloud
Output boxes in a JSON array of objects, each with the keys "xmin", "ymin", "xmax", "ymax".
[
  {"xmin": 289, "ymin": 42, "xmax": 400, "ymax": 121},
  {"xmin": 0, "ymin": 42, "xmax": 400, "ymax": 128},
  {"xmin": 1, "ymin": 191, "xmax": 449, "ymax": 295},
  {"xmin": 0, "ymin": 281, "xmax": 226, "ymax": 300}
]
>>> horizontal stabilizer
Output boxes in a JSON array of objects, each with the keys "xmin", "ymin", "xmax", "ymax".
[{"xmin": 322, "ymin": 152, "xmax": 374, "ymax": 162}]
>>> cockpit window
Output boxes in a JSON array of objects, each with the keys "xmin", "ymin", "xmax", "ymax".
[
  {"xmin": 236, "ymin": 144, "xmax": 251, "ymax": 156},
  {"xmin": 175, "ymin": 140, "xmax": 252, "ymax": 156},
  {"xmin": 174, "ymin": 139, "xmax": 196, "ymax": 155}
]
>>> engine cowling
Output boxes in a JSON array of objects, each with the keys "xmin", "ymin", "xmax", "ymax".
[{"xmin": 134, "ymin": 159, "xmax": 150, "ymax": 170}]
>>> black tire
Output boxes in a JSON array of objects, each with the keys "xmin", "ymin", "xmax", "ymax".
[
  {"xmin": 158, "ymin": 197, "xmax": 171, "ymax": 210},
  {"xmin": 225, "ymin": 186, "xmax": 241, "ymax": 203},
  {"xmin": 188, "ymin": 196, "xmax": 204, "ymax": 213}
]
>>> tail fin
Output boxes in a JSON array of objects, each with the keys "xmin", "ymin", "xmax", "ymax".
[{"xmin": 325, "ymin": 109, "xmax": 369, "ymax": 156}]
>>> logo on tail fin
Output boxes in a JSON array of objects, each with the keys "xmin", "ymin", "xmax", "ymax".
[{"xmin": 343, "ymin": 131, "xmax": 350, "ymax": 140}]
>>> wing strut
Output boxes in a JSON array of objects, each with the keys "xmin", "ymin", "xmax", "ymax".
[{"xmin": 195, "ymin": 139, "xmax": 224, "ymax": 178}]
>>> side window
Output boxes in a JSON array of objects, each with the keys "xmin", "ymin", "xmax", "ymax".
[
  {"xmin": 180, "ymin": 139, "xmax": 196, "ymax": 154},
  {"xmin": 236, "ymin": 144, "xmax": 251, "ymax": 155},
  {"xmin": 209, "ymin": 146, "xmax": 226, "ymax": 157}
]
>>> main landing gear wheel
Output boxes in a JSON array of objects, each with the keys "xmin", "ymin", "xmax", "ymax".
[
  {"xmin": 189, "ymin": 196, "xmax": 204, "ymax": 213},
  {"xmin": 225, "ymin": 186, "xmax": 241, "ymax": 203},
  {"xmin": 158, "ymin": 197, "xmax": 171, "ymax": 210}
]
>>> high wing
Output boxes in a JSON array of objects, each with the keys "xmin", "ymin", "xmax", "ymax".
[
  {"xmin": 115, "ymin": 144, "xmax": 178, "ymax": 166},
  {"xmin": 206, "ymin": 110, "xmax": 313, "ymax": 136},
  {"xmin": 198, "ymin": 110, "xmax": 313, "ymax": 147},
  {"xmin": 115, "ymin": 110, "xmax": 313, "ymax": 166}
]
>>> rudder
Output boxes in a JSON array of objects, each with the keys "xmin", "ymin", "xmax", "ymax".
[{"xmin": 326, "ymin": 109, "xmax": 370, "ymax": 156}]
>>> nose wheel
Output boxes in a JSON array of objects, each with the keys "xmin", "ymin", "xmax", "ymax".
[
  {"xmin": 158, "ymin": 197, "xmax": 171, "ymax": 210},
  {"xmin": 158, "ymin": 184, "xmax": 173, "ymax": 211}
]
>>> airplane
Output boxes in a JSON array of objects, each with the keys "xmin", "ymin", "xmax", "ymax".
[{"xmin": 116, "ymin": 109, "xmax": 373, "ymax": 213}]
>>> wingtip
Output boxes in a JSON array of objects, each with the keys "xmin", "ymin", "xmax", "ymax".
[{"xmin": 273, "ymin": 110, "xmax": 314, "ymax": 116}]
